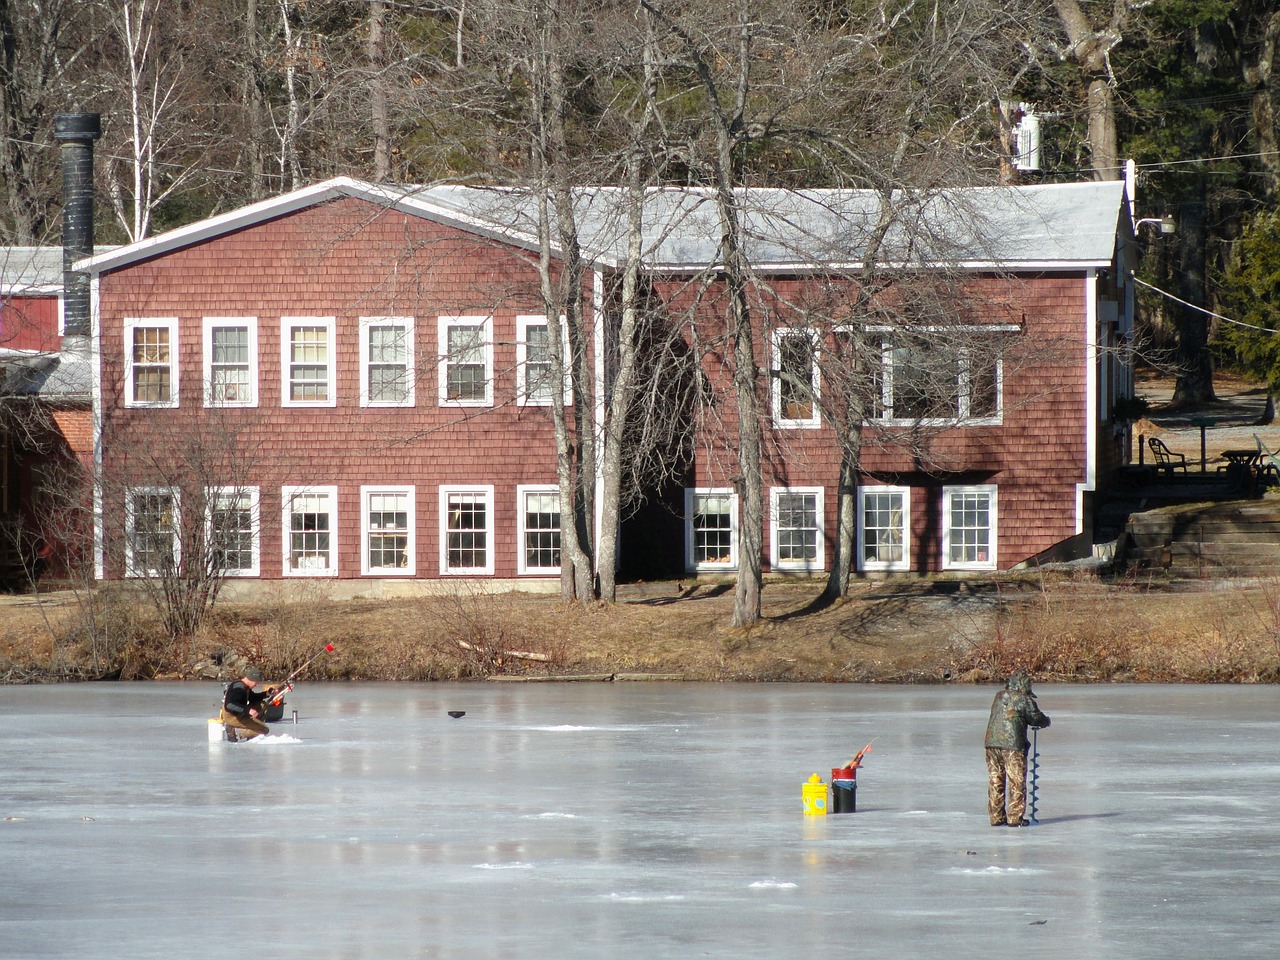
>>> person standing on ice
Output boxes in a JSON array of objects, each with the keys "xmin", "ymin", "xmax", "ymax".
[{"xmin": 984, "ymin": 669, "xmax": 1050, "ymax": 827}]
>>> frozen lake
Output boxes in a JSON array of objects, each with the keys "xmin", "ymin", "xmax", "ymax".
[{"xmin": 2, "ymin": 681, "xmax": 1278, "ymax": 959}]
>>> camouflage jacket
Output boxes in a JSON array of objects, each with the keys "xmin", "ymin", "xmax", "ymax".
[{"xmin": 983, "ymin": 688, "xmax": 1050, "ymax": 751}]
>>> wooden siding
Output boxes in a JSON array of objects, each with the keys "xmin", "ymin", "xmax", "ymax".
[
  {"xmin": 96, "ymin": 197, "xmax": 574, "ymax": 581},
  {"xmin": 1, "ymin": 294, "xmax": 60, "ymax": 352}
]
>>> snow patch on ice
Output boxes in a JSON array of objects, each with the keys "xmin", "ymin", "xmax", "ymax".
[
  {"xmin": 526, "ymin": 812, "xmax": 579, "ymax": 820},
  {"xmin": 243, "ymin": 733, "xmax": 301, "ymax": 746},
  {"xmin": 473, "ymin": 862, "xmax": 534, "ymax": 870},
  {"xmin": 749, "ymin": 879, "xmax": 798, "ymax": 890},
  {"xmin": 948, "ymin": 865, "xmax": 1046, "ymax": 876},
  {"xmin": 599, "ymin": 893, "xmax": 685, "ymax": 903}
]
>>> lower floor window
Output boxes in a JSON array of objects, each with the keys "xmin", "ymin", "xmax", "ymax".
[
  {"xmin": 284, "ymin": 486, "xmax": 337, "ymax": 575},
  {"xmin": 442, "ymin": 486, "xmax": 494, "ymax": 575},
  {"xmin": 210, "ymin": 487, "xmax": 259, "ymax": 576},
  {"xmin": 858, "ymin": 486, "xmax": 910, "ymax": 572},
  {"xmin": 363, "ymin": 487, "xmax": 413, "ymax": 574},
  {"xmin": 771, "ymin": 488, "xmax": 823, "ymax": 571},
  {"xmin": 127, "ymin": 488, "xmax": 178, "ymax": 576},
  {"xmin": 686, "ymin": 489, "xmax": 737, "ymax": 571},
  {"xmin": 943, "ymin": 484, "xmax": 997, "ymax": 570},
  {"xmin": 518, "ymin": 486, "xmax": 561, "ymax": 574}
]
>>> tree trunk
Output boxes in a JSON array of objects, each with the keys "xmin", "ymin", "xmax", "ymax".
[{"xmin": 1171, "ymin": 190, "xmax": 1216, "ymax": 406}]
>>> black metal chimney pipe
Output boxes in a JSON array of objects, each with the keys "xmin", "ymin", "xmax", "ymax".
[{"xmin": 54, "ymin": 113, "xmax": 102, "ymax": 341}]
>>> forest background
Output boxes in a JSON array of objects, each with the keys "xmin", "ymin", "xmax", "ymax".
[{"xmin": 4, "ymin": 0, "xmax": 1280, "ymax": 683}]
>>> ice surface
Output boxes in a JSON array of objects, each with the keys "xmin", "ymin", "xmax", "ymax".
[{"xmin": 2, "ymin": 682, "xmax": 1278, "ymax": 959}]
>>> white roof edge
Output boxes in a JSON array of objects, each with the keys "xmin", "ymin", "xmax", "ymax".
[
  {"xmin": 644, "ymin": 258, "xmax": 1116, "ymax": 275},
  {"xmin": 73, "ymin": 178, "xmax": 551, "ymax": 274}
]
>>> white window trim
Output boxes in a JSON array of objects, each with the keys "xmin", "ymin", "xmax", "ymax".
[
  {"xmin": 360, "ymin": 485, "xmax": 415, "ymax": 576},
  {"xmin": 516, "ymin": 484, "xmax": 562, "ymax": 575},
  {"xmin": 280, "ymin": 317, "xmax": 337, "ymax": 408},
  {"xmin": 282, "ymin": 485, "xmax": 339, "ymax": 577},
  {"xmin": 871, "ymin": 325, "xmax": 1013, "ymax": 427},
  {"xmin": 359, "ymin": 316, "xmax": 415, "ymax": 408},
  {"xmin": 772, "ymin": 328, "xmax": 821, "ymax": 429},
  {"xmin": 437, "ymin": 315, "xmax": 493, "ymax": 408},
  {"xmin": 942, "ymin": 483, "xmax": 999, "ymax": 571},
  {"xmin": 202, "ymin": 317, "xmax": 259, "ymax": 408},
  {"xmin": 207, "ymin": 486, "xmax": 261, "ymax": 577},
  {"xmin": 123, "ymin": 317, "xmax": 179, "ymax": 409},
  {"xmin": 515, "ymin": 314, "xmax": 570, "ymax": 407},
  {"xmin": 769, "ymin": 486, "xmax": 824, "ymax": 572},
  {"xmin": 125, "ymin": 486, "xmax": 179, "ymax": 577},
  {"xmin": 856, "ymin": 485, "xmax": 912, "ymax": 573},
  {"xmin": 684, "ymin": 487, "xmax": 739, "ymax": 573},
  {"xmin": 439, "ymin": 484, "xmax": 495, "ymax": 575}
]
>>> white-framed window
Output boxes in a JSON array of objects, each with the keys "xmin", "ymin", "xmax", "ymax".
[
  {"xmin": 208, "ymin": 486, "xmax": 260, "ymax": 577},
  {"xmin": 517, "ymin": 484, "xmax": 561, "ymax": 574},
  {"xmin": 685, "ymin": 488, "xmax": 738, "ymax": 572},
  {"xmin": 942, "ymin": 484, "xmax": 998, "ymax": 571},
  {"xmin": 202, "ymin": 318, "xmax": 258, "ymax": 407},
  {"xmin": 281, "ymin": 317, "xmax": 336, "ymax": 407},
  {"xmin": 874, "ymin": 329, "xmax": 1005, "ymax": 424},
  {"xmin": 361, "ymin": 485, "xmax": 414, "ymax": 575},
  {"xmin": 438, "ymin": 316, "xmax": 492, "ymax": 407},
  {"xmin": 125, "ymin": 487, "xmax": 178, "ymax": 576},
  {"xmin": 360, "ymin": 317, "xmax": 414, "ymax": 407},
  {"xmin": 124, "ymin": 317, "xmax": 179, "ymax": 408},
  {"xmin": 770, "ymin": 487, "xmax": 823, "ymax": 572},
  {"xmin": 516, "ymin": 315, "xmax": 569, "ymax": 406},
  {"xmin": 857, "ymin": 486, "xmax": 911, "ymax": 572},
  {"xmin": 440, "ymin": 485, "xmax": 494, "ymax": 575},
  {"xmin": 283, "ymin": 485, "xmax": 338, "ymax": 576},
  {"xmin": 772, "ymin": 328, "xmax": 820, "ymax": 428}
]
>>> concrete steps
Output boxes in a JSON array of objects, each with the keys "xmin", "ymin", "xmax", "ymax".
[{"xmin": 1122, "ymin": 501, "xmax": 1280, "ymax": 578}]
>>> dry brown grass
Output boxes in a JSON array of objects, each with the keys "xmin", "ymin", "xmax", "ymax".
[{"xmin": 4, "ymin": 573, "xmax": 1280, "ymax": 684}]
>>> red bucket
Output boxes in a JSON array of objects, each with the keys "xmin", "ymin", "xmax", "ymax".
[{"xmin": 831, "ymin": 765, "xmax": 858, "ymax": 782}]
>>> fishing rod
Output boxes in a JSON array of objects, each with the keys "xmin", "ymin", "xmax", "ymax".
[
  {"xmin": 268, "ymin": 643, "xmax": 335, "ymax": 706},
  {"xmin": 846, "ymin": 737, "xmax": 878, "ymax": 768},
  {"xmin": 1028, "ymin": 727, "xmax": 1040, "ymax": 825}
]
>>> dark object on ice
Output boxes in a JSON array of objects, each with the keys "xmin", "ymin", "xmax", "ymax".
[{"xmin": 448, "ymin": 710, "xmax": 466, "ymax": 718}]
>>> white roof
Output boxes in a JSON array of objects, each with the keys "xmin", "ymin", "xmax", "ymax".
[
  {"xmin": 1, "ymin": 246, "xmax": 64, "ymax": 294},
  {"xmin": 78, "ymin": 177, "xmax": 1127, "ymax": 275}
]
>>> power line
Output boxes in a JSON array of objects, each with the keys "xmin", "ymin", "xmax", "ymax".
[{"xmin": 1130, "ymin": 272, "xmax": 1278, "ymax": 335}]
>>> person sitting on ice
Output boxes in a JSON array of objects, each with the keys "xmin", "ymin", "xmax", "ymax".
[
  {"xmin": 984, "ymin": 668, "xmax": 1050, "ymax": 827},
  {"xmin": 220, "ymin": 668, "xmax": 274, "ymax": 740}
]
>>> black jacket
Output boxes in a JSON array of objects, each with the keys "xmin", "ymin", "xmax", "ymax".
[{"xmin": 223, "ymin": 680, "xmax": 267, "ymax": 716}]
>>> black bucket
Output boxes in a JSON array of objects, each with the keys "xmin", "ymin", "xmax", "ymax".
[{"xmin": 831, "ymin": 779, "xmax": 857, "ymax": 813}]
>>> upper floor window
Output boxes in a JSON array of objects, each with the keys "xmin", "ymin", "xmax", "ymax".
[
  {"xmin": 942, "ymin": 484, "xmax": 998, "ymax": 571},
  {"xmin": 281, "ymin": 318, "xmax": 336, "ymax": 407},
  {"xmin": 126, "ymin": 487, "xmax": 178, "ymax": 576},
  {"xmin": 773, "ymin": 329, "xmax": 820, "ymax": 428},
  {"xmin": 857, "ymin": 485, "xmax": 910, "ymax": 572},
  {"xmin": 438, "ymin": 316, "xmax": 492, "ymax": 407},
  {"xmin": 685, "ymin": 488, "xmax": 737, "ymax": 572},
  {"xmin": 283, "ymin": 485, "xmax": 338, "ymax": 576},
  {"xmin": 203, "ymin": 318, "xmax": 258, "ymax": 407},
  {"xmin": 516, "ymin": 315, "xmax": 570, "ymax": 406},
  {"xmin": 124, "ymin": 318, "xmax": 178, "ymax": 408},
  {"xmin": 875, "ymin": 330, "xmax": 1004, "ymax": 424},
  {"xmin": 360, "ymin": 317, "xmax": 414, "ymax": 407},
  {"xmin": 209, "ymin": 486, "xmax": 260, "ymax": 577}
]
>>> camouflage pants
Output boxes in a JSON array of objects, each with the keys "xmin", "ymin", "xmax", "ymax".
[{"xmin": 985, "ymin": 747, "xmax": 1028, "ymax": 826}]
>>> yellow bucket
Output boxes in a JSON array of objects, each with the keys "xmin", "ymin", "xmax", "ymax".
[{"xmin": 801, "ymin": 773, "xmax": 828, "ymax": 816}]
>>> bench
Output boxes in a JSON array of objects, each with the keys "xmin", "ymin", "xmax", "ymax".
[{"xmin": 1147, "ymin": 437, "xmax": 1187, "ymax": 475}]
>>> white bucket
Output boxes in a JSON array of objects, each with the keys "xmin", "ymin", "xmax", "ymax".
[{"xmin": 207, "ymin": 719, "xmax": 227, "ymax": 742}]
